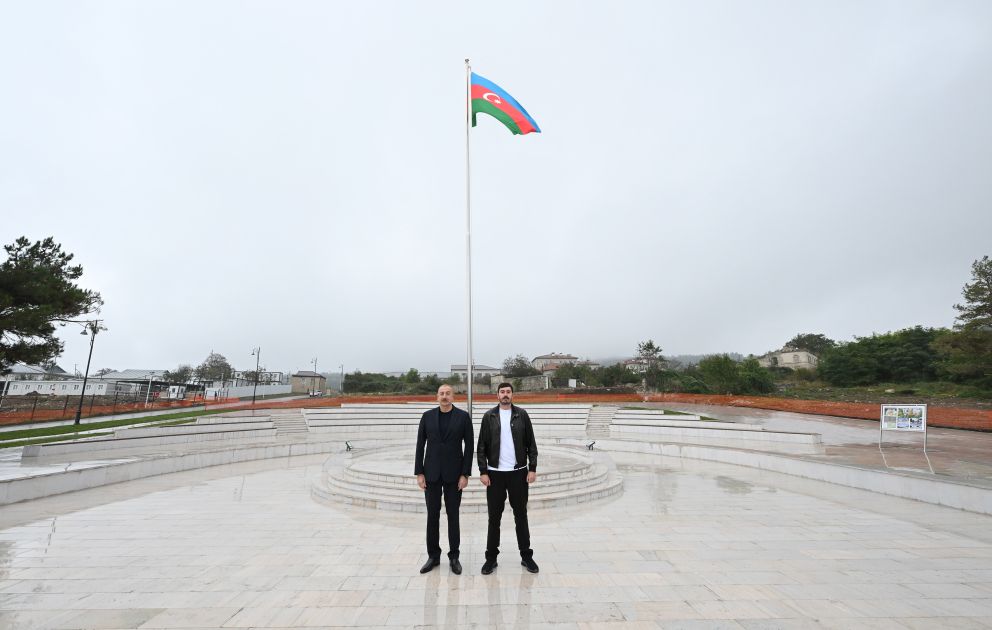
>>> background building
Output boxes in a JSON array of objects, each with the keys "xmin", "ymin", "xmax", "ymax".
[
  {"xmin": 531, "ymin": 353, "xmax": 578, "ymax": 371},
  {"xmin": 758, "ymin": 348, "xmax": 819, "ymax": 370},
  {"xmin": 291, "ymin": 371, "xmax": 326, "ymax": 394},
  {"xmin": 449, "ymin": 364, "xmax": 500, "ymax": 381}
]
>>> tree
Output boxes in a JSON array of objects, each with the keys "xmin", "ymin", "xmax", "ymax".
[
  {"xmin": 444, "ymin": 372, "xmax": 462, "ymax": 385},
  {"xmin": 736, "ymin": 358, "xmax": 776, "ymax": 394},
  {"xmin": 784, "ymin": 333, "xmax": 836, "ymax": 357},
  {"xmin": 163, "ymin": 364, "xmax": 194, "ymax": 384},
  {"xmin": 402, "ymin": 368, "xmax": 421, "ymax": 384},
  {"xmin": 194, "ymin": 352, "xmax": 233, "ymax": 382},
  {"xmin": 697, "ymin": 355, "xmax": 741, "ymax": 394},
  {"xmin": 954, "ymin": 255, "xmax": 992, "ymax": 330},
  {"xmin": 818, "ymin": 327, "xmax": 943, "ymax": 386},
  {"xmin": 636, "ymin": 339, "xmax": 664, "ymax": 364},
  {"xmin": 933, "ymin": 256, "xmax": 992, "ymax": 388},
  {"xmin": 502, "ymin": 354, "xmax": 541, "ymax": 377},
  {"xmin": 0, "ymin": 237, "xmax": 103, "ymax": 374},
  {"xmin": 240, "ymin": 367, "xmax": 268, "ymax": 384},
  {"xmin": 95, "ymin": 367, "xmax": 116, "ymax": 377},
  {"xmin": 934, "ymin": 327, "xmax": 992, "ymax": 388}
]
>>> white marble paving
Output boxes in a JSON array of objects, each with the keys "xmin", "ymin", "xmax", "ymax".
[{"xmin": 0, "ymin": 452, "xmax": 991, "ymax": 628}]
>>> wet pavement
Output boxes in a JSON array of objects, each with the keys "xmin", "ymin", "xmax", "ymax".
[
  {"xmin": 652, "ymin": 403, "xmax": 992, "ymax": 490},
  {"xmin": 2, "ymin": 450, "xmax": 992, "ymax": 628}
]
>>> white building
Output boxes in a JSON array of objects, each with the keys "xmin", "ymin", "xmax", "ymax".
[
  {"xmin": 758, "ymin": 348, "xmax": 819, "ymax": 370},
  {"xmin": 623, "ymin": 358, "xmax": 652, "ymax": 373},
  {"xmin": 3, "ymin": 380, "xmax": 114, "ymax": 396},
  {"xmin": 449, "ymin": 364, "xmax": 501, "ymax": 381},
  {"xmin": 531, "ymin": 353, "xmax": 578, "ymax": 371},
  {"xmin": 1, "ymin": 363, "xmax": 70, "ymax": 381},
  {"xmin": 232, "ymin": 370, "xmax": 285, "ymax": 385}
]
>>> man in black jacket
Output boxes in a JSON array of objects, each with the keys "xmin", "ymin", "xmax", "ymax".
[
  {"xmin": 477, "ymin": 382, "xmax": 539, "ymax": 575},
  {"xmin": 414, "ymin": 384, "xmax": 473, "ymax": 575}
]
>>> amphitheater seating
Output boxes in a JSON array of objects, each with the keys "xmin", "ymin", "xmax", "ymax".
[{"xmin": 306, "ymin": 403, "xmax": 591, "ymax": 437}]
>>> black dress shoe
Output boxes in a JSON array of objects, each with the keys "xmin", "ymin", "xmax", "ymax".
[
  {"xmin": 481, "ymin": 559, "xmax": 497, "ymax": 575},
  {"xmin": 449, "ymin": 558, "xmax": 462, "ymax": 575},
  {"xmin": 419, "ymin": 558, "xmax": 440, "ymax": 574},
  {"xmin": 521, "ymin": 558, "xmax": 539, "ymax": 573}
]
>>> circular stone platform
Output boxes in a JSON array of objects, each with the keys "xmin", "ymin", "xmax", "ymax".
[{"xmin": 311, "ymin": 444, "xmax": 622, "ymax": 513}]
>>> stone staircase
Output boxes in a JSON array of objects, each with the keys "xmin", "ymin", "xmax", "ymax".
[
  {"xmin": 586, "ymin": 405, "xmax": 617, "ymax": 438},
  {"xmin": 312, "ymin": 445, "xmax": 622, "ymax": 513},
  {"xmin": 270, "ymin": 410, "xmax": 309, "ymax": 436}
]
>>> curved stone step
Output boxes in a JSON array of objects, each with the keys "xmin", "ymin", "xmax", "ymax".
[
  {"xmin": 311, "ymin": 445, "xmax": 623, "ymax": 513},
  {"xmin": 329, "ymin": 464, "xmax": 612, "ymax": 498}
]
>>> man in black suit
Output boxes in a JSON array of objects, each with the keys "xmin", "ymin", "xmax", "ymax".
[{"xmin": 414, "ymin": 384, "xmax": 473, "ymax": 575}]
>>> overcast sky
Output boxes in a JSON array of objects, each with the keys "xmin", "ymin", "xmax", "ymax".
[{"xmin": 2, "ymin": 1, "xmax": 990, "ymax": 376}]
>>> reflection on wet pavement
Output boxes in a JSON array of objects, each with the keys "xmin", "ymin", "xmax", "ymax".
[{"xmin": 1, "ymin": 452, "xmax": 991, "ymax": 628}]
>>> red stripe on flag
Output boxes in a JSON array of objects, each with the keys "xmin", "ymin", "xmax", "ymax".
[{"xmin": 471, "ymin": 85, "xmax": 536, "ymax": 134}]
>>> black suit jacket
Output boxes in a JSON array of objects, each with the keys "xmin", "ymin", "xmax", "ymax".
[{"xmin": 414, "ymin": 406, "xmax": 474, "ymax": 483}]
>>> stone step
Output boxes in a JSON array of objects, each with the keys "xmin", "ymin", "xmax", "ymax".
[
  {"xmin": 313, "ymin": 471, "xmax": 622, "ymax": 513},
  {"xmin": 270, "ymin": 411, "xmax": 309, "ymax": 436},
  {"xmin": 586, "ymin": 405, "xmax": 618, "ymax": 438},
  {"xmin": 334, "ymin": 465, "xmax": 611, "ymax": 496},
  {"xmin": 311, "ymin": 444, "xmax": 623, "ymax": 513}
]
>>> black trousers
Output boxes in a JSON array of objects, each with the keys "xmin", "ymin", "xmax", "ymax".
[
  {"xmin": 485, "ymin": 468, "xmax": 532, "ymax": 562},
  {"xmin": 425, "ymin": 480, "xmax": 462, "ymax": 560}
]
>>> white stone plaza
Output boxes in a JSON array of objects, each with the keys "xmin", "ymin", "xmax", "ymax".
[{"xmin": 1, "ymin": 403, "xmax": 991, "ymax": 628}]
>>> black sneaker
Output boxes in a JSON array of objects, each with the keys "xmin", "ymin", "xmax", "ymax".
[
  {"xmin": 521, "ymin": 558, "xmax": 539, "ymax": 574},
  {"xmin": 481, "ymin": 560, "xmax": 497, "ymax": 575}
]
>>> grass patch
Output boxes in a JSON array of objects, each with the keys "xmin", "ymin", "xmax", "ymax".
[
  {"xmin": 774, "ymin": 381, "xmax": 992, "ymax": 405},
  {"xmin": 1, "ymin": 432, "xmax": 115, "ymax": 449},
  {"xmin": 0, "ymin": 409, "xmax": 230, "ymax": 444}
]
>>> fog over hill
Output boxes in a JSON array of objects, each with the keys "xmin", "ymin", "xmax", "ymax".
[{"xmin": 591, "ymin": 353, "xmax": 747, "ymax": 368}]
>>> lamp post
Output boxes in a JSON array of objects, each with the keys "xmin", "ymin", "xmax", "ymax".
[
  {"xmin": 144, "ymin": 372, "xmax": 154, "ymax": 407},
  {"xmin": 251, "ymin": 347, "xmax": 261, "ymax": 406},
  {"xmin": 339, "ymin": 364, "xmax": 344, "ymax": 394},
  {"xmin": 311, "ymin": 356, "xmax": 318, "ymax": 395},
  {"xmin": 74, "ymin": 320, "xmax": 104, "ymax": 425}
]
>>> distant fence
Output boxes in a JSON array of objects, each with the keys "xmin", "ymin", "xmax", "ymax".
[{"xmin": 0, "ymin": 393, "xmax": 231, "ymax": 426}]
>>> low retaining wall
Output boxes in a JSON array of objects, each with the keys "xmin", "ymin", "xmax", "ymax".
[
  {"xmin": 2, "ymin": 441, "xmax": 341, "ymax": 505},
  {"xmin": 21, "ymin": 428, "xmax": 278, "ymax": 457}
]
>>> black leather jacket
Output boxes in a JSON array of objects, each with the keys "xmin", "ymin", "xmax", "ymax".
[{"xmin": 476, "ymin": 404, "xmax": 538, "ymax": 473}]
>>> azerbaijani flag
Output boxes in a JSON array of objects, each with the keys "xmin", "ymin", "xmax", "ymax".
[{"xmin": 470, "ymin": 72, "xmax": 541, "ymax": 136}]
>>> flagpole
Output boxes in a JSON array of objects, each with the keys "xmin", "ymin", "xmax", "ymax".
[{"xmin": 465, "ymin": 58, "xmax": 475, "ymax": 419}]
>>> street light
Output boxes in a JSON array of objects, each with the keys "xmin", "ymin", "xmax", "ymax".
[
  {"xmin": 250, "ymin": 347, "xmax": 261, "ymax": 406},
  {"xmin": 144, "ymin": 371, "xmax": 154, "ymax": 407},
  {"xmin": 74, "ymin": 320, "xmax": 105, "ymax": 425},
  {"xmin": 311, "ymin": 356, "xmax": 318, "ymax": 395}
]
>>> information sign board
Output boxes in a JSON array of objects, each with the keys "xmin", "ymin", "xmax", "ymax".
[
  {"xmin": 880, "ymin": 404, "xmax": 926, "ymax": 432},
  {"xmin": 879, "ymin": 404, "xmax": 929, "ymax": 456}
]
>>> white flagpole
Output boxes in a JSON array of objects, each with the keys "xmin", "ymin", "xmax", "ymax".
[{"xmin": 465, "ymin": 59, "xmax": 475, "ymax": 418}]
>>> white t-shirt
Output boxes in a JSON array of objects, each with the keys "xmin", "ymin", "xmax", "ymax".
[{"xmin": 493, "ymin": 407, "xmax": 520, "ymax": 471}]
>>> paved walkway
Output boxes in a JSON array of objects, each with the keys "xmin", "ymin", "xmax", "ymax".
[
  {"xmin": 2, "ymin": 449, "xmax": 992, "ymax": 628},
  {"xmin": 654, "ymin": 403, "xmax": 992, "ymax": 489}
]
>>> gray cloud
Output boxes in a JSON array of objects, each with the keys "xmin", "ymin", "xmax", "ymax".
[{"xmin": 2, "ymin": 1, "xmax": 990, "ymax": 375}]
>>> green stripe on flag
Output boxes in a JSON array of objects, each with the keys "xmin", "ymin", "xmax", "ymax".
[{"xmin": 472, "ymin": 99, "xmax": 523, "ymax": 135}]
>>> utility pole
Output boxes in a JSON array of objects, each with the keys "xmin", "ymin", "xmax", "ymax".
[
  {"xmin": 74, "ymin": 320, "xmax": 104, "ymax": 425},
  {"xmin": 251, "ymin": 347, "xmax": 261, "ymax": 406},
  {"xmin": 311, "ymin": 356, "xmax": 318, "ymax": 395}
]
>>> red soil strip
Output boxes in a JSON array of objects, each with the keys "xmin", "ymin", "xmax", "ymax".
[{"xmin": 644, "ymin": 393, "xmax": 992, "ymax": 431}]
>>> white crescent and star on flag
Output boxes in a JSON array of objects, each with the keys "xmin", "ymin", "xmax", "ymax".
[{"xmin": 483, "ymin": 92, "xmax": 502, "ymax": 105}]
